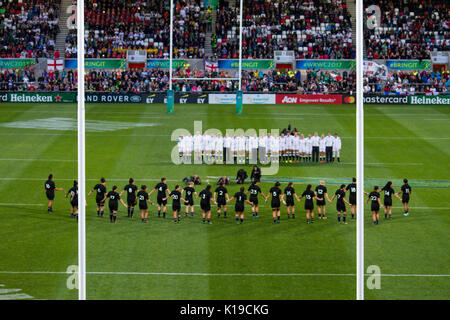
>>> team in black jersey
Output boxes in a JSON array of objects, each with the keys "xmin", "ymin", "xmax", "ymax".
[
  {"xmin": 246, "ymin": 181, "xmax": 266, "ymax": 218},
  {"xmin": 381, "ymin": 181, "xmax": 401, "ymax": 219},
  {"xmin": 120, "ymin": 178, "xmax": 138, "ymax": 218},
  {"xmin": 297, "ymin": 184, "xmax": 320, "ymax": 224},
  {"xmin": 88, "ymin": 177, "xmax": 107, "ymax": 217},
  {"xmin": 104, "ymin": 185, "xmax": 127, "ymax": 223},
  {"xmin": 214, "ymin": 182, "xmax": 229, "ymax": 218},
  {"xmin": 44, "ymin": 174, "xmax": 64, "ymax": 213},
  {"xmin": 45, "ymin": 174, "xmax": 413, "ymax": 226},
  {"xmin": 227, "ymin": 187, "xmax": 253, "ymax": 224},
  {"xmin": 367, "ymin": 186, "xmax": 383, "ymax": 225},
  {"xmin": 283, "ymin": 182, "xmax": 299, "ymax": 219}
]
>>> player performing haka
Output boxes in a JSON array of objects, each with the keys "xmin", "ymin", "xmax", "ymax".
[
  {"xmin": 315, "ymin": 181, "xmax": 330, "ymax": 219},
  {"xmin": 44, "ymin": 174, "xmax": 64, "ymax": 213},
  {"xmin": 183, "ymin": 182, "xmax": 197, "ymax": 217},
  {"xmin": 199, "ymin": 185, "xmax": 216, "ymax": 224},
  {"xmin": 397, "ymin": 179, "xmax": 412, "ymax": 216},
  {"xmin": 347, "ymin": 178, "xmax": 357, "ymax": 219},
  {"xmin": 330, "ymin": 184, "xmax": 351, "ymax": 224},
  {"xmin": 88, "ymin": 177, "xmax": 107, "ymax": 217},
  {"xmin": 367, "ymin": 186, "xmax": 383, "ymax": 225},
  {"xmin": 149, "ymin": 177, "xmax": 171, "ymax": 218},
  {"xmin": 120, "ymin": 178, "xmax": 138, "ymax": 218},
  {"xmin": 297, "ymin": 184, "xmax": 320, "ymax": 224},
  {"xmin": 136, "ymin": 185, "xmax": 154, "ymax": 223},
  {"xmin": 381, "ymin": 181, "xmax": 401, "ymax": 220},
  {"xmin": 163, "ymin": 185, "xmax": 185, "ymax": 223},
  {"xmin": 266, "ymin": 182, "xmax": 284, "ymax": 224},
  {"xmin": 227, "ymin": 187, "xmax": 253, "ymax": 224},
  {"xmin": 246, "ymin": 180, "xmax": 266, "ymax": 218},
  {"xmin": 283, "ymin": 182, "xmax": 300, "ymax": 219},
  {"xmin": 214, "ymin": 182, "xmax": 229, "ymax": 218},
  {"xmin": 104, "ymin": 186, "xmax": 127, "ymax": 223},
  {"xmin": 66, "ymin": 180, "xmax": 78, "ymax": 218}
]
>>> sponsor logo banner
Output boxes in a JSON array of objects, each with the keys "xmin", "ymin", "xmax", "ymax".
[
  {"xmin": 218, "ymin": 60, "xmax": 274, "ymax": 70},
  {"xmin": 276, "ymin": 94, "xmax": 342, "ymax": 104},
  {"xmin": 363, "ymin": 95, "xmax": 408, "ymax": 104},
  {"xmin": 146, "ymin": 59, "xmax": 188, "ymax": 69},
  {"xmin": 296, "ymin": 60, "xmax": 355, "ymax": 70},
  {"xmin": 0, "ymin": 59, "xmax": 35, "ymax": 69},
  {"xmin": 2, "ymin": 92, "xmax": 76, "ymax": 103},
  {"xmin": 65, "ymin": 59, "xmax": 127, "ymax": 69},
  {"xmin": 409, "ymin": 95, "xmax": 450, "ymax": 105},
  {"xmin": 386, "ymin": 60, "xmax": 431, "ymax": 70},
  {"xmin": 84, "ymin": 93, "xmax": 143, "ymax": 103},
  {"xmin": 343, "ymin": 95, "xmax": 356, "ymax": 104},
  {"xmin": 208, "ymin": 94, "xmax": 275, "ymax": 104}
]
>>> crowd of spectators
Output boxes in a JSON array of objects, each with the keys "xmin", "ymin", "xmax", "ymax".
[
  {"xmin": 364, "ymin": 69, "xmax": 450, "ymax": 95},
  {"xmin": 65, "ymin": 0, "xmax": 208, "ymax": 59},
  {"xmin": 213, "ymin": 0, "xmax": 354, "ymax": 60},
  {"xmin": 364, "ymin": 0, "xmax": 449, "ymax": 60},
  {"xmin": 0, "ymin": 68, "xmax": 77, "ymax": 91},
  {"xmin": 0, "ymin": 0, "xmax": 61, "ymax": 58}
]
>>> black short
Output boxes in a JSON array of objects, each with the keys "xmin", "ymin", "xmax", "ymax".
[
  {"xmin": 96, "ymin": 198, "xmax": 105, "ymax": 206},
  {"xmin": 384, "ymin": 198, "xmax": 392, "ymax": 207},
  {"xmin": 271, "ymin": 200, "xmax": 280, "ymax": 209},
  {"xmin": 337, "ymin": 202, "xmax": 346, "ymax": 212},
  {"xmin": 235, "ymin": 204, "xmax": 244, "ymax": 212},
  {"xmin": 285, "ymin": 198, "xmax": 295, "ymax": 206},
  {"xmin": 173, "ymin": 204, "xmax": 181, "ymax": 212},
  {"xmin": 349, "ymin": 197, "xmax": 356, "ymax": 205},
  {"xmin": 46, "ymin": 191, "xmax": 55, "ymax": 200},
  {"xmin": 371, "ymin": 204, "xmax": 380, "ymax": 212},
  {"xmin": 305, "ymin": 202, "xmax": 314, "ymax": 211},
  {"xmin": 249, "ymin": 197, "xmax": 258, "ymax": 205},
  {"xmin": 217, "ymin": 198, "xmax": 227, "ymax": 208},
  {"xmin": 127, "ymin": 198, "xmax": 136, "ymax": 207},
  {"xmin": 402, "ymin": 196, "xmax": 409, "ymax": 204},
  {"xmin": 71, "ymin": 200, "xmax": 78, "ymax": 208},
  {"xmin": 184, "ymin": 198, "xmax": 194, "ymax": 206},
  {"xmin": 109, "ymin": 202, "xmax": 118, "ymax": 212},
  {"xmin": 157, "ymin": 197, "xmax": 167, "ymax": 206},
  {"xmin": 200, "ymin": 202, "xmax": 210, "ymax": 211},
  {"xmin": 139, "ymin": 202, "xmax": 148, "ymax": 210},
  {"xmin": 316, "ymin": 199, "xmax": 325, "ymax": 206}
]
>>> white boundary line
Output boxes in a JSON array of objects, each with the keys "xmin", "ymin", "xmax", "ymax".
[
  {"xmin": 0, "ymin": 158, "xmax": 76, "ymax": 162},
  {"xmin": 0, "ymin": 271, "xmax": 448, "ymax": 277}
]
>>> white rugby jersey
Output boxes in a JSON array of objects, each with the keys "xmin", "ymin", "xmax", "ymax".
[
  {"xmin": 333, "ymin": 136, "xmax": 342, "ymax": 150},
  {"xmin": 193, "ymin": 134, "xmax": 203, "ymax": 148},
  {"xmin": 305, "ymin": 137, "xmax": 312, "ymax": 152},
  {"xmin": 319, "ymin": 137, "xmax": 326, "ymax": 150},
  {"xmin": 259, "ymin": 135, "xmax": 267, "ymax": 148},
  {"xmin": 324, "ymin": 135, "xmax": 335, "ymax": 147}
]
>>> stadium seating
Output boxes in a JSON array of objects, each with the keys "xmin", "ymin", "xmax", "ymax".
[
  {"xmin": 364, "ymin": 0, "xmax": 449, "ymax": 59},
  {"xmin": 0, "ymin": 0, "xmax": 61, "ymax": 58},
  {"xmin": 213, "ymin": 0, "xmax": 354, "ymax": 59},
  {"xmin": 66, "ymin": 0, "xmax": 207, "ymax": 59},
  {"xmin": 364, "ymin": 70, "xmax": 450, "ymax": 95}
]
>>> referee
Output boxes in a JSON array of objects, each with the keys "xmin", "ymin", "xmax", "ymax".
[{"xmin": 311, "ymin": 132, "xmax": 320, "ymax": 162}]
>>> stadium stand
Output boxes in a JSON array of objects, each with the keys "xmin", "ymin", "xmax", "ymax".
[
  {"xmin": 0, "ymin": 0, "xmax": 61, "ymax": 58},
  {"xmin": 364, "ymin": 0, "xmax": 449, "ymax": 59},
  {"xmin": 364, "ymin": 69, "xmax": 450, "ymax": 95},
  {"xmin": 213, "ymin": 0, "xmax": 354, "ymax": 59},
  {"xmin": 65, "ymin": 0, "xmax": 207, "ymax": 59}
]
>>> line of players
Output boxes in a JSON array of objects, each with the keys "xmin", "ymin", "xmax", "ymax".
[
  {"xmin": 178, "ymin": 131, "xmax": 342, "ymax": 164},
  {"xmin": 45, "ymin": 175, "xmax": 412, "ymax": 226}
]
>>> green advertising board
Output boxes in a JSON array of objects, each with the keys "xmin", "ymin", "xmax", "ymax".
[
  {"xmin": 296, "ymin": 60, "xmax": 355, "ymax": 70},
  {"xmin": 218, "ymin": 60, "xmax": 274, "ymax": 69},
  {"xmin": 0, "ymin": 59, "xmax": 35, "ymax": 69},
  {"xmin": 147, "ymin": 60, "xmax": 188, "ymax": 69},
  {"xmin": 64, "ymin": 59, "xmax": 127, "ymax": 69},
  {"xmin": 5, "ymin": 92, "xmax": 76, "ymax": 103},
  {"xmin": 386, "ymin": 60, "xmax": 431, "ymax": 70},
  {"xmin": 409, "ymin": 95, "xmax": 450, "ymax": 105}
]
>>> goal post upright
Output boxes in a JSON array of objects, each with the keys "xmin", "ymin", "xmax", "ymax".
[
  {"xmin": 235, "ymin": 0, "xmax": 243, "ymax": 114},
  {"xmin": 167, "ymin": 0, "xmax": 175, "ymax": 114}
]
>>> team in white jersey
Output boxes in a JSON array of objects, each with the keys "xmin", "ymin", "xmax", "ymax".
[{"xmin": 177, "ymin": 131, "xmax": 343, "ymax": 164}]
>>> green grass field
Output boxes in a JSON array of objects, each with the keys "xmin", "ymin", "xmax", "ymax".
[{"xmin": 0, "ymin": 102, "xmax": 448, "ymax": 300}]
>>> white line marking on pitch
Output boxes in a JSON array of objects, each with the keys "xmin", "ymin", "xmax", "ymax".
[
  {"xmin": 0, "ymin": 284, "xmax": 34, "ymax": 300},
  {"xmin": 0, "ymin": 271, "xmax": 448, "ymax": 277},
  {"xmin": 0, "ymin": 203, "xmax": 44, "ymax": 206},
  {"xmin": 0, "ymin": 158, "xmax": 76, "ymax": 162}
]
